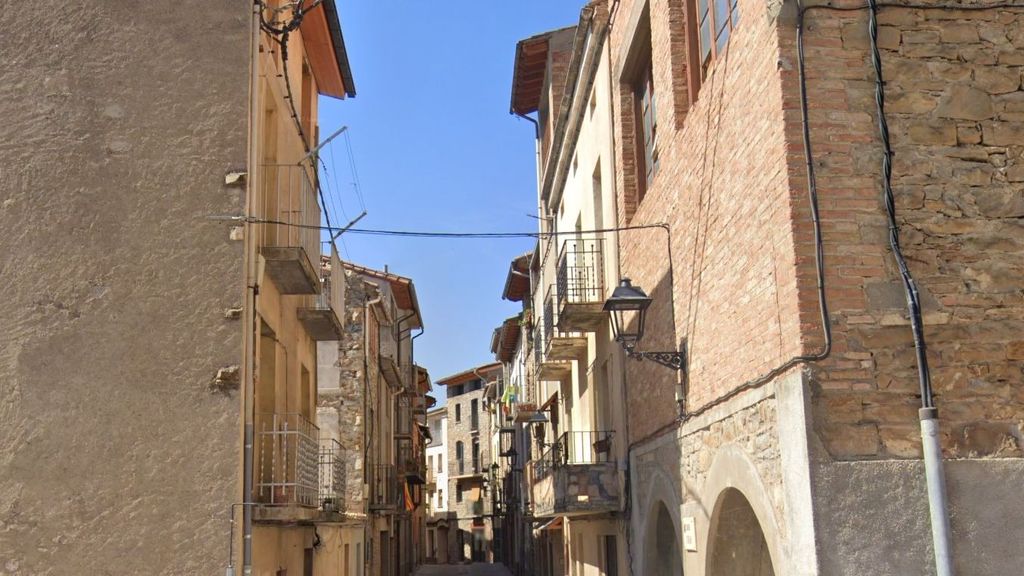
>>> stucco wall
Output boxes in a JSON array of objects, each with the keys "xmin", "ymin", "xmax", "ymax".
[
  {"xmin": 813, "ymin": 459, "xmax": 1024, "ymax": 576},
  {"xmin": 0, "ymin": 1, "xmax": 249, "ymax": 574}
]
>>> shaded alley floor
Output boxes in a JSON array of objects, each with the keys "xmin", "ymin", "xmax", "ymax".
[{"xmin": 414, "ymin": 563, "xmax": 513, "ymax": 576}]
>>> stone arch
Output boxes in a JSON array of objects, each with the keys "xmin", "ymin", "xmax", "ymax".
[
  {"xmin": 644, "ymin": 499, "xmax": 684, "ymax": 576},
  {"xmin": 706, "ymin": 488, "xmax": 775, "ymax": 576},
  {"xmin": 633, "ymin": 465, "xmax": 683, "ymax": 575},
  {"xmin": 702, "ymin": 444, "xmax": 781, "ymax": 576}
]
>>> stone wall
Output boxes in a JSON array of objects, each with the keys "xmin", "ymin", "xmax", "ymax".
[
  {"xmin": 0, "ymin": 1, "xmax": 249, "ymax": 573},
  {"xmin": 446, "ymin": 386, "xmax": 492, "ymax": 523},
  {"xmin": 318, "ymin": 270, "xmax": 379, "ymax": 513},
  {"xmin": 630, "ymin": 393, "xmax": 786, "ymax": 574},
  {"xmin": 788, "ymin": 2, "xmax": 1024, "ymax": 460}
]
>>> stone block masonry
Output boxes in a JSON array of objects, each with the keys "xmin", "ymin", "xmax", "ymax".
[{"xmin": 787, "ymin": 4, "xmax": 1024, "ymax": 460}]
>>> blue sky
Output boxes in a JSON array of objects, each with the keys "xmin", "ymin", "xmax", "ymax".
[{"xmin": 317, "ymin": 2, "xmax": 582, "ymax": 391}]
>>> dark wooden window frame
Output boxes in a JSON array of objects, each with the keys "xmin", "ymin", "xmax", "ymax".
[{"xmin": 687, "ymin": 0, "xmax": 740, "ymax": 100}]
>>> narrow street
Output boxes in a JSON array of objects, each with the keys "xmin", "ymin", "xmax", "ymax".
[{"xmin": 414, "ymin": 563, "xmax": 512, "ymax": 576}]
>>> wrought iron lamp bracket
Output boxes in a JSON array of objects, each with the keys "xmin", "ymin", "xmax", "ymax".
[{"xmin": 622, "ymin": 341, "xmax": 686, "ymax": 371}]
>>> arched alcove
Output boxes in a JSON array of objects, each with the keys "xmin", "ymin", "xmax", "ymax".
[
  {"xmin": 644, "ymin": 501, "xmax": 683, "ymax": 576},
  {"xmin": 707, "ymin": 488, "xmax": 775, "ymax": 576}
]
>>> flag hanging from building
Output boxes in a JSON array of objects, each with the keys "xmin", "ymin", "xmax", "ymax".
[{"xmin": 404, "ymin": 481, "xmax": 415, "ymax": 511}]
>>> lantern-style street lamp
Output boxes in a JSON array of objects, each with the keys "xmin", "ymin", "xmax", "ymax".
[{"xmin": 603, "ymin": 278, "xmax": 685, "ymax": 371}]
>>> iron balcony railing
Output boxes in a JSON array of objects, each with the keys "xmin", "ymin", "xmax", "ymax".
[
  {"xmin": 254, "ymin": 413, "xmax": 320, "ymax": 507},
  {"xmin": 396, "ymin": 394, "xmax": 412, "ymax": 437},
  {"xmin": 397, "ymin": 436, "xmax": 424, "ymax": 477},
  {"xmin": 556, "ymin": 238, "xmax": 605, "ymax": 305},
  {"xmin": 544, "ymin": 284, "xmax": 584, "ymax": 350},
  {"xmin": 318, "ymin": 438, "xmax": 344, "ymax": 512},
  {"xmin": 370, "ymin": 463, "xmax": 400, "ymax": 510},
  {"xmin": 312, "ymin": 245, "xmax": 344, "ymax": 321},
  {"xmin": 258, "ymin": 164, "xmax": 320, "ymax": 269},
  {"xmin": 533, "ymin": 430, "xmax": 614, "ymax": 481}
]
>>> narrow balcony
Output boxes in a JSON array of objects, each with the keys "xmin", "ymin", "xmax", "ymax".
[
  {"xmin": 370, "ymin": 463, "xmax": 399, "ymax": 512},
  {"xmin": 253, "ymin": 413, "xmax": 320, "ymax": 522},
  {"xmin": 398, "ymin": 436, "xmax": 425, "ymax": 484},
  {"xmin": 318, "ymin": 438, "xmax": 345, "ymax": 513},
  {"xmin": 258, "ymin": 164, "xmax": 322, "ymax": 295},
  {"xmin": 297, "ymin": 247, "xmax": 344, "ymax": 341},
  {"xmin": 531, "ymin": 431, "xmax": 619, "ymax": 518},
  {"xmin": 395, "ymin": 393, "xmax": 412, "ymax": 438},
  {"xmin": 380, "ymin": 327, "xmax": 403, "ymax": 390},
  {"xmin": 544, "ymin": 285, "xmax": 586, "ymax": 360},
  {"xmin": 556, "ymin": 239, "xmax": 606, "ymax": 332}
]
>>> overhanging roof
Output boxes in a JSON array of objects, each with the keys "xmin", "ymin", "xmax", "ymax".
[
  {"xmin": 502, "ymin": 251, "xmax": 533, "ymax": 302},
  {"xmin": 436, "ymin": 362, "xmax": 502, "ymax": 387},
  {"xmin": 300, "ymin": 0, "xmax": 356, "ymax": 99},
  {"xmin": 491, "ymin": 316, "xmax": 521, "ymax": 363},
  {"xmin": 342, "ymin": 261, "xmax": 422, "ymax": 328},
  {"xmin": 509, "ymin": 26, "xmax": 575, "ymax": 116}
]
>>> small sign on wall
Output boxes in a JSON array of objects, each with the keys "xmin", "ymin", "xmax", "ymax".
[{"xmin": 681, "ymin": 516, "xmax": 697, "ymax": 552}]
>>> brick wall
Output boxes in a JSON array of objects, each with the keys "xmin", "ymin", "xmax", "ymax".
[
  {"xmin": 608, "ymin": 0, "xmax": 802, "ymax": 443},
  {"xmin": 786, "ymin": 4, "xmax": 1024, "ymax": 459}
]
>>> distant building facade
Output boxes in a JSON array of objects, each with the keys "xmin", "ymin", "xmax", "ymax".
[{"xmin": 435, "ymin": 362, "xmax": 503, "ymax": 563}]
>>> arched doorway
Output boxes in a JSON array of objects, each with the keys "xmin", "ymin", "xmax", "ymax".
[
  {"xmin": 707, "ymin": 488, "xmax": 775, "ymax": 576},
  {"xmin": 644, "ymin": 501, "xmax": 683, "ymax": 576}
]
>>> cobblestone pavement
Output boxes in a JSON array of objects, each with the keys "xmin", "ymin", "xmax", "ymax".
[{"xmin": 414, "ymin": 562, "xmax": 513, "ymax": 576}]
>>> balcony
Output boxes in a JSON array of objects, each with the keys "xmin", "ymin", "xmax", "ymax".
[
  {"xmin": 380, "ymin": 325, "xmax": 402, "ymax": 390},
  {"xmin": 370, "ymin": 463, "xmax": 400, "ymax": 512},
  {"xmin": 556, "ymin": 239, "xmax": 606, "ymax": 331},
  {"xmin": 398, "ymin": 436, "xmax": 425, "ymax": 484},
  {"xmin": 297, "ymin": 247, "xmax": 345, "ymax": 341},
  {"xmin": 531, "ymin": 431, "xmax": 619, "ymax": 518},
  {"xmin": 544, "ymin": 285, "xmax": 586, "ymax": 360},
  {"xmin": 258, "ymin": 164, "xmax": 322, "ymax": 295},
  {"xmin": 318, "ymin": 439, "xmax": 345, "ymax": 512},
  {"xmin": 254, "ymin": 413, "xmax": 320, "ymax": 517},
  {"xmin": 395, "ymin": 394, "xmax": 412, "ymax": 438}
]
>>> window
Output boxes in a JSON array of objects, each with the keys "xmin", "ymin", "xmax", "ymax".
[
  {"xmin": 622, "ymin": 11, "xmax": 657, "ymax": 208},
  {"xmin": 438, "ymin": 489, "xmax": 444, "ymax": 508},
  {"xmin": 456, "ymin": 488, "xmax": 463, "ymax": 503},
  {"xmin": 636, "ymin": 62, "xmax": 658, "ymax": 198},
  {"xmin": 455, "ymin": 403, "xmax": 461, "ymax": 422},
  {"xmin": 471, "ymin": 399, "xmax": 479, "ymax": 430},
  {"xmin": 472, "ymin": 439, "xmax": 480, "ymax": 473},
  {"xmin": 437, "ymin": 454, "xmax": 443, "ymax": 472},
  {"xmin": 695, "ymin": 0, "xmax": 740, "ymax": 81},
  {"xmin": 456, "ymin": 441, "xmax": 465, "ymax": 475}
]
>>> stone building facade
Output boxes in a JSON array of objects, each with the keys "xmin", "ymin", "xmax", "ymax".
[
  {"xmin": 504, "ymin": 0, "xmax": 1024, "ymax": 575},
  {"xmin": 436, "ymin": 363, "xmax": 502, "ymax": 563},
  {"xmin": 318, "ymin": 262, "xmax": 427, "ymax": 576},
  {"xmin": 0, "ymin": 1, "xmax": 355, "ymax": 574},
  {"xmin": 603, "ymin": 0, "xmax": 1024, "ymax": 574}
]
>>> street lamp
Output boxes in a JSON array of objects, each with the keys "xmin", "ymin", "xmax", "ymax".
[{"xmin": 603, "ymin": 278, "xmax": 685, "ymax": 371}]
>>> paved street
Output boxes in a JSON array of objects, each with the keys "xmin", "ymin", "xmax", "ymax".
[{"xmin": 414, "ymin": 563, "xmax": 513, "ymax": 576}]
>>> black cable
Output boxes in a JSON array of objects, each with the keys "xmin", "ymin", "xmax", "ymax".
[
  {"xmin": 257, "ymin": 0, "xmax": 339, "ymax": 234},
  {"xmin": 680, "ymin": 0, "xmax": 1024, "ymax": 423},
  {"xmin": 235, "ymin": 218, "xmax": 670, "ymax": 239},
  {"xmin": 678, "ymin": 0, "xmax": 834, "ymax": 422}
]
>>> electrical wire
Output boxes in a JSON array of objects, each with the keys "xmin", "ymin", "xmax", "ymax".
[
  {"xmin": 867, "ymin": 0, "xmax": 935, "ymax": 407},
  {"xmin": 678, "ymin": 0, "xmax": 834, "ymax": 422},
  {"xmin": 233, "ymin": 218, "xmax": 670, "ymax": 239},
  {"xmin": 679, "ymin": 0, "xmax": 1024, "ymax": 423}
]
